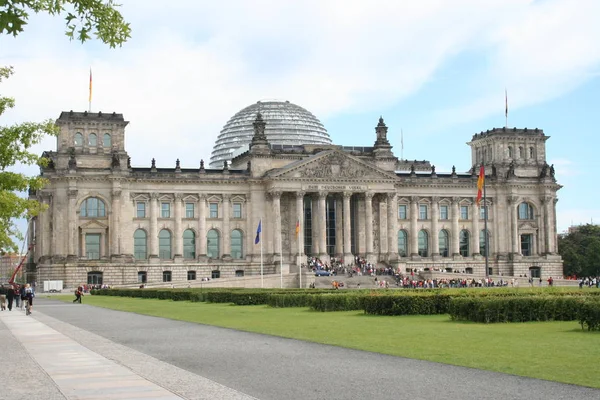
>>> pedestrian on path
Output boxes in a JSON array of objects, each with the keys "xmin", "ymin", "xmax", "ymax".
[
  {"xmin": 14, "ymin": 284, "xmax": 21, "ymax": 309},
  {"xmin": 6, "ymin": 287, "xmax": 15, "ymax": 311},
  {"xmin": 24, "ymin": 283, "xmax": 35, "ymax": 315},
  {"xmin": 73, "ymin": 285, "xmax": 83, "ymax": 303},
  {"xmin": 19, "ymin": 284, "xmax": 27, "ymax": 310}
]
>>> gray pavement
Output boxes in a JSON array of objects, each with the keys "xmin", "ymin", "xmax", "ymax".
[{"xmin": 2, "ymin": 297, "xmax": 599, "ymax": 400}]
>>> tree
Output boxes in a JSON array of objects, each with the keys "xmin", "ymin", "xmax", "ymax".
[
  {"xmin": 1, "ymin": 1, "xmax": 130, "ymax": 252},
  {"xmin": 1, "ymin": 0, "xmax": 130, "ymax": 48},
  {"xmin": 558, "ymin": 224, "xmax": 600, "ymax": 277}
]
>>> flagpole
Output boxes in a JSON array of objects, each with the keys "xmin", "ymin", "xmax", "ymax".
[
  {"xmin": 504, "ymin": 89, "xmax": 508, "ymax": 129},
  {"xmin": 401, "ymin": 128, "xmax": 404, "ymax": 160},
  {"xmin": 260, "ymin": 223, "xmax": 264, "ymax": 289},
  {"xmin": 89, "ymin": 68, "xmax": 93, "ymax": 113},
  {"xmin": 298, "ymin": 221, "xmax": 302, "ymax": 289},
  {"xmin": 483, "ymin": 163, "xmax": 489, "ymax": 278},
  {"xmin": 280, "ymin": 233, "xmax": 283, "ymax": 289}
]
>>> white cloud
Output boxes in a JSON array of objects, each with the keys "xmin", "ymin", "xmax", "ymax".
[{"xmin": 0, "ymin": 0, "xmax": 598, "ymax": 168}]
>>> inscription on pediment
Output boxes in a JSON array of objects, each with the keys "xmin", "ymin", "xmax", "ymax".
[{"xmin": 292, "ymin": 152, "xmax": 390, "ymax": 180}]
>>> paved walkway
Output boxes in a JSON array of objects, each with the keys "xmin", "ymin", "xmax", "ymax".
[{"xmin": 0, "ymin": 307, "xmax": 256, "ymax": 400}]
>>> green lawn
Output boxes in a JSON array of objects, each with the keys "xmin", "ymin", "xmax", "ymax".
[{"xmin": 52, "ymin": 295, "xmax": 600, "ymax": 388}]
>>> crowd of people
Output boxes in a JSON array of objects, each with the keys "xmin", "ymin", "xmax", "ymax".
[{"xmin": 0, "ymin": 284, "xmax": 35, "ymax": 315}]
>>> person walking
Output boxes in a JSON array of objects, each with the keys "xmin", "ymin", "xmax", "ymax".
[
  {"xmin": 24, "ymin": 283, "xmax": 35, "ymax": 315},
  {"xmin": 6, "ymin": 287, "xmax": 14, "ymax": 311},
  {"xmin": 14, "ymin": 285, "xmax": 21, "ymax": 309},
  {"xmin": 73, "ymin": 285, "xmax": 83, "ymax": 304},
  {"xmin": 19, "ymin": 285, "xmax": 27, "ymax": 310}
]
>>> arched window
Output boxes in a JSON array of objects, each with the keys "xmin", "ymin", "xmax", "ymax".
[
  {"xmin": 438, "ymin": 230, "xmax": 449, "ymax": 257},
  {"xmin": 418, "ymin": 230, "xmax": 428, "ymax": 257},
  {"xmin": 518, "ymin": 202, "xmax": 534, "ymax": 220},
  {"xmin": 397, "ymin": 230, "xmax": 408, "ymax": 257},
  {"xmin": 80, "ymin": 197, "xmax": 106, "ymax": 217},
  {"xmin": 480, "ymin": 230, "xmax": 490, "ymax": 256},
  {"xmin": 207, "ymin": 229, "xmax": 220, "ymax": 259},
  {"xmin": 508, "ymin": 146, "xmax": 513, "ymax": 159},
  {"xmin": 519, "ymin": 147, "xmax": 524, "ymax": 159},
  {"xmin": 134, "ymin": 230, "xmax": 147, "ymax": 260},
  {"xmin": 183, "ymin": 229, "xmax": 196, "ymax": 259},
  {"xmin": 159, "ymin": 229, "xmax": 172, "ymax": 259},
  {"xmin": 103, "ymin": 133, "xmax": 112, "ymax": 147},
  {"xmin": 529, "ymin": 147, "xmax": 535, "ymax": 159},
  {"xmin": 74, "ymin": 132, "xmax": 83, "ymax": 146},
  {"xmin": 231, "ymin": 229, "xmax": 243, "ymax": 259},
  {"xmin": 459, "ymin": 230, "xmax": 470, "ymax": 257},
  {"xmin": 89, "ymin": 133, "xmax": 97, "ymax": 146}
]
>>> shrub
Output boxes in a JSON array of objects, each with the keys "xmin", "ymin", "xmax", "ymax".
[
  {"xmin": 361, "ymin": 294, "xmax": 451, "ymax": 315},
  {"xmin": 579, "ymin": 299, "xmax": 600, "ymax": 331}
]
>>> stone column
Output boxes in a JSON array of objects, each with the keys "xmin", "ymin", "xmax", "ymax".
[
  {"xmin": 410, "ymin": 196, "xmax": 419, "ymax": 256},
  {"xmin": 311, "ymin": 195, "xmax": 319, "ymax": 255},
  {"xmin": 149, "ymin": 193, "xmax": 159, "ymax": 257},
  {"xmin": 174, "ymin": 193, "xmax": 183, "ymax": 257},
  {"xmin": 550, "ymin": 198, "xmax": 558, "ymax": 253},
  {"xmin": 296, "ymin": 192, "xmax": 305, "ymax": 260},
  {"xmin": 198, "ymin": 195, "xmax": 206, "ymax": 257},
  {"xmin": 222, "ymin": 194, "xmax": 231, "ymax": 257},
  {"xmin": 335, "ymin": 196, "xmax": 344, "ymax": 256},
  {"xmin": 272, "ymin": 191, "xmax": 282, "ymax": 257},
  {"xmin": 67, "ymin": 189, "xmax": 78, "ymax": 256},
  {"xmin": 80, "ymin": 230, "xmax": 86, "ymax": 258},
  {"xmin": 111, "ymin": 189, "xmax": 121, "ymax": 256},
  {"xmin": 343, "ymin": 192, "xmax": 352, "ymax": 263},
  {"xmin": 451, "ymin": 197, "xmax": 460, "ymax": 256},
  {"xmin": 365, "ymin": 192, "xmax": 374, "ymax": 258},
  {"xmin": 318, "ymin": 191, "xmax": 327, "ymax": 259},
  {"xmin": 387, "ymin": 193, "xmax": 398, "ymax": 261},
  {"xmin": 539, "ymin": 197, "xmax": 547, "ymax": 255},
  {"xmin": 508, "ymin": 196, "xmax": 519, "ymax": 255},
  {"xmin": 472, "ymin": 201, "xmax": 480, "ymax": 256},
  {"xmin": 431, "ymin": 196, "xmax": 439, "ymax": 257}
]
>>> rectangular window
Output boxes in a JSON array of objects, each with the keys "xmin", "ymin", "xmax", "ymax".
[
  {"xmin": 187, "ymin": 270, "xmax": 196, "ymax": 280},
  {"xmin": 233, "ymin": 203, "xmax": 242, "ymax": 218},
  {"xmin": 419, "ymin": 204, "xmax": 428, "ymax": 220},
  {"xmin": 185, "ymin": 203, "xmax": 195, "ymax": 218},
  {"xmin": 398, "ymin": 205, "xmax": 407, "ymax": 220},
  {"xmin": 137, "ymin": 271, "xmax": 147, "ymax": 283},
  {"xmin": 480, "ymin": 205, "xmax": 488, "ymax": 220},
  {"xmin": 161, "ymin": 202, "xmax": 171, "ymax": 218},
  {"xmin": 136, "ymin": 202, "xmax": 146, "ymax": 218},
  {"xmin": 521, "ymin": 234, "xmax": 532, "ymax": 256},
  {"xmin": 460, "ymin": 205, "xmax": 469, "ymax": 220},
  {"xmin": 209, "ymin": 203, "xmax": 218, "ymax": 218},
  {"xmin": 440, "ymin": 205, "xmax": 448, "ymax": 220},
  {"xmin": 162, "ymin": 271, "xmax": 172, "ymax": 282},
  {"xmin": 85, "ymin": 233, "xmax": 101, "ymax": 260}
]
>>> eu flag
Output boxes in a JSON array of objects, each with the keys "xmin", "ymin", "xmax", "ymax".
[{"xmin": 255, "ymin": 220, "xmax": 262, "ymax": 244}]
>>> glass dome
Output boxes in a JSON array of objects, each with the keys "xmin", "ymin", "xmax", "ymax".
[{"xmin": 209, "ymin": 100, "xmax": 332, "ymax": 168}]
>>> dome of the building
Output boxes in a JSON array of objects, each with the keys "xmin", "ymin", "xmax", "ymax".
[{"xmin": 209, "ymin": 100, "xmax": 332, "ymax": 168}]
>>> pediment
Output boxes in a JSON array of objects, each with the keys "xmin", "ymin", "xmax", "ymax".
[
  {"xmin": 80, "ymin": 219, "xmax": 108, "ymax": 229},
  {"xmin": 268, "ymin": 150, "xmax": 396, "ymax": 181},
  {"xmin": 519, "ymin": 221, "xmax": 538, "ymax": 230}
]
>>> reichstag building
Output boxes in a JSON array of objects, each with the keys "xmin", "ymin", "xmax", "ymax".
[{"xmin": 28, "ymin": 100, "xmax": 563, "ymax": 286}]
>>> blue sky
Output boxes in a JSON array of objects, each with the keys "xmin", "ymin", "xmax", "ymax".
[{"xmin": 1, "ymin": 0, "xmax": 600, "ymax": 239}]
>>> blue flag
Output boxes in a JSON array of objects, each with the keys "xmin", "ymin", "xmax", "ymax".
[{"xmin": 255, "ymin": 220, "xmax": 262, "ymax": 244}]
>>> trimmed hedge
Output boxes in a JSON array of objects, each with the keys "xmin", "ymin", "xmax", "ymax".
[
  {"xmin": 268, "ymin": 293, "xmax": 316, "ymax": 308},
  {"xmin": 578, "ymin": 299, "xmax": 600, "ymax": 331},
  {"xmin": 361, "ymin": 294, "xmax": 452, "ymax": 315},
  {"xmin": 448, "ymin": 296, "xmax": 584, "ymax": 323}
]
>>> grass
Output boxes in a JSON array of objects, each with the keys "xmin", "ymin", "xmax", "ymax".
[{"xmin": 52, "ymin": 294, "xmax": 600, "ymax": 388}]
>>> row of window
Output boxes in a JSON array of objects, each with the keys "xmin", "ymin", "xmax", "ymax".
[
  {"xmin": 74, "ymin": 132, "xmax": 112, "ymax": 147},
  {"xmin": 86, "ymin": 270, "xmax": 243, "ymax": 285},
  {"xmin": 397, "ymin": 229, "xmax": 490, "ymax": 258},
  {"xmin": 136, "ymin": 201, "xmax": 243, "ymax": 219},
  {"xmin": 398, "ymin": 202, "xmax": 534, "ymax": 220},
  {"xmin": 80, "ymin": 197, "xmax": 536, "ymax": 222},
  {"xmin": 134, "ymin": 229, "xmax": 243, "ymax": 260}
]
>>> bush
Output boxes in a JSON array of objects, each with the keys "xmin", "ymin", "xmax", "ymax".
[
  {"xmin": 268, "ymin": 293, "xmax": 315, "ymax": 308},
  {"xmin": 579, "ymin": 299, "xmax": 600, "ymax": 331},
  {"xmin": 309, "ymin": 293, "xmax": 365, "ymax": 312},
  {"xmin": 361, "ymin": 293, "xmax": 451, "ymax": 315},
  {"xmin": 448, "ymin": 296, "xmax": 585, "ymax": 323}
]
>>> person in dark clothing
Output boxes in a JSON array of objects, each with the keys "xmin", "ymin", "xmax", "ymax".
[
  {"xmin": 73, "ymin": 286, "xmax": 83, "ymax": 303},
  {"xmin": 6, "ymin": 287, "xmax": 15, "ymax": 311}
]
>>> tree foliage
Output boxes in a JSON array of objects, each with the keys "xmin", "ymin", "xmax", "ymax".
[
  {"xmin": 0, "ymin": 0, "xmax": 130, "ymax": 47},
  {"xmin": 0, "ymin": 67, "xmax": 57, "ymax": 253},
  {"xmin": 558, "ymin": 224, "xmax": 600, "ymax": 277}
]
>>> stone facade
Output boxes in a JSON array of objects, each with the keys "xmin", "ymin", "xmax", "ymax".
[{"xmin": 28, "ymin": 110, "xmax": 563, "ymax": 287}]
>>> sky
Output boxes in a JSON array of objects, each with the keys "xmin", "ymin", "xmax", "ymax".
[{"xmin": 1, "ymin": 0, "xmax": 600, "ymax": 241}]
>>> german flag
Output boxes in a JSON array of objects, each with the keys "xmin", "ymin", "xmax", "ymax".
[{"xmin": 476, "ymin": 164, "xmax": 485, "ymax": 206}]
